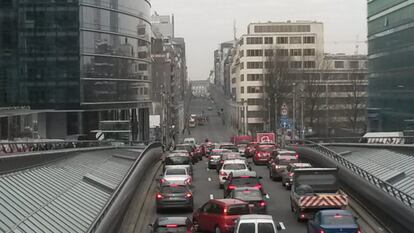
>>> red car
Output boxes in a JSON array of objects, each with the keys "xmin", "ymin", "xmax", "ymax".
[
  {"xmin": 193, "ymin": 199, "xmax": 250, "ymax": 233},
  {"xmin": 253, "ymin": 143, "xmax": 276, "ymax": 165}
]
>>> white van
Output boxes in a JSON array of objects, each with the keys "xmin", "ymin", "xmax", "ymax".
[{"xmin": 233, "ymin": 215, "xmax": 283, "ymax": 233}]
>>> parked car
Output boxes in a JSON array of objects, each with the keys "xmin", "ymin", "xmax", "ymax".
[
  {"xmin": 163, "ymin": 153, "xmax": 193, "ymax": 176},
  {"xmin": 223, "ymin": 170, "xmax": 264, "ymax": 198},
  {"xmin": 281, "ymin": 163, "xmax": 312, "ymax": 189},
  {"xmin": 149, "ymin": 216, "xmax": 195, "ymax": 233},
  {"xmin": 253, "ymin": 143, "xmax": 276, "ymax": 165},
  {"xmin": 219, "ymin": 159, "xmax": 250, "ymax": 188},
  {"xmin": 193, "ymin": 199, "xmax": 250, "ymax": 233},
  {"xmin": 156, "ymin": 183, "xmax": 194, "ymax": 212},
  {"xmin": 233, "ymin": 215, "xmax": 282, "ymax": 233},
  {"xmin": 269, "ymin": 153, "xmax": 299, "ymax": 181},
  {"xmin": 307, "ymin": 210, "xmax": 361, "ymax": 233},
  {"xmin": 160, "ymin": 168, "xmax": 192, "ymax": 186},
  {"xmin": 227, "ymin": 187, "xmax": 267, "ymax": 214}
]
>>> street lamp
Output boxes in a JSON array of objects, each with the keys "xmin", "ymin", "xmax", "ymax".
[{"xmin": 292, "ymin": 82, "xmax": 296, "ymax": 140}]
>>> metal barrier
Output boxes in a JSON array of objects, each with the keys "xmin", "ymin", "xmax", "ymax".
[
  {"xmin": 291, "ymin": 140, "xmax": 414, "ymax": 208},
  {"xmin": 307, "ymin": 136, "xmax": 414, "ymax": 144}
]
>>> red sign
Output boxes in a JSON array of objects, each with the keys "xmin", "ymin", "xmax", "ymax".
[{"xmin": 256, "ymin": 133, "xmax": 275, "ymax": 143}]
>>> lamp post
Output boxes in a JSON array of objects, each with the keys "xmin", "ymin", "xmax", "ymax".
[
  {"xmin": 292, "ymin": 82, "xmax": 296, "ymax": 139},
  {"xmin": 243, "ymin": 99, "xmax": 248, "ymax": 135},
  {"xmin": 325, "ymin": 82, "xmax": 329, "ymax": 136}
]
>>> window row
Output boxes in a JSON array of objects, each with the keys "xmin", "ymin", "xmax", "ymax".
[
  {"xmin": 245, "ymin": 61, "xmax": 316, "ymax": 69},
  {"xmin": 244, "ymin": 36, "xmax": 315, "ymax": 45},
  {"xmin": 245, "ymin": 48, "xmax": 316, "ymax": 57}
]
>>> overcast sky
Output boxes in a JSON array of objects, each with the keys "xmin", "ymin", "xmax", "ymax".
[{"xmin": 151, "ymin": 0, "xmax": 368, "ymax": 81}]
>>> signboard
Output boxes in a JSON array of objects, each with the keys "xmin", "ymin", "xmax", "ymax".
[
  {"xmin": 281, "ymin": 103, "xmax": 288, "ymax": 116},
  {"xmin": 95, "ymin": 130, "xmax": 105, "ymax": 141},
  {"xmin": 256, "ymin": 133, "xmax": 275, "ymax": 143},
  {"xmin": 280, "ymin": 116, "xmax": 291, "ymax": 129},
  {"xmin": 149, "ymin": 115, "xmax": 161, "ymax": 128}
]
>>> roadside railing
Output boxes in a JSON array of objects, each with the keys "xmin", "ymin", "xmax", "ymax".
[
  {"xmin": 289, "ymin": 140, "xmax": 414, "ymax": 208},
  {"xmin": 307, "ymin": 136, "xmax": 414, "ymax": 144}
]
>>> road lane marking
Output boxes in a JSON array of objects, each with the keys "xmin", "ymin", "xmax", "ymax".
[
  {"xmin": 279, "ymin": 222, "xmax": 286, "ymax": 230},
  {"xmin": 210, "ymin": 194, "xmax": 214, "ymax": 199},
  {"xmin": 208, "ymin": 177, "xmax": 212, "ymax": 181}
]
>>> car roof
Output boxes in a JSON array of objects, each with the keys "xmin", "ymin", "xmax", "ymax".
[
  {"xmin": 165, "ymin": 167, "xmax": 187, "ymax": 172},
  {"xmin": 231, "ymin": 170, "xmax": 257, "ymax": 177},
  {"xmin": 295, "ymin": 168, "xmax": 338, "ymax": 172},
  {"xmin": 290, "ymin": 163, "xmax": 312, "ymax": 167},
  {"xmin": 239, "ymin": 214, "xmax": 273, "ymax": 220},
  {"xmin": 233, "ymin": 187, "xmax": 261, "ymax": 191},
  {"xmin": 171, "ymin": 150, "xmax": 188, "ymax": 153},
  {"xmin": 319, "ymin": 209, "xmax": 353, "ymax": 216},
  {"xmin": 167, "ymin": 153, "xmax": 189, "ymax": 157},
  {"xmin": 157, "ymin": 217, "xmax": 188, "ymax": 225},
  {"xmin": 213, "ymin": 198, "xmax": 247, "ymax": 205},
  {"xmin": 223, "ymin": 159, "xmax": 246, "ymax": 164},
  {"xmin": 184, "ymin": 138, "xmax": 195, "ymax": 141}
]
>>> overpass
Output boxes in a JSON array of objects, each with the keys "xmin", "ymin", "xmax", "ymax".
[{"xmin": 1, "ymin": 98, "xmax": 414, "ymax": 233}]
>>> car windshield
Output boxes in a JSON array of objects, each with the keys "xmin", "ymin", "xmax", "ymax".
[
  {"xmin": 176, "ymin": 145, "xmax": 191, "ymax": 152},
  {"xmin": 166, "ymin": 169, "xmax": 186, "ymax": 175},
  {"xmin": 227, "ymin": 204, "xmax": 250, "ymax": 215},
  {"xmin": 223, "ymin": 164, "xmax": 246, "ymax": 170},
  {"xmin": 258, "ymin": 146, "xmax": 275, "ymax": 152},
  {"xmin": 165, "ymin": 157, "xmax": 190, "ymax": 165},
  {"xmin": 238, "ymin": 223, "xmax": 255, "ymax": 233},
  {"xmin": 155, "ymin": 226, "xmax": 188, "ymax": 233},
  {"xmin": 322, "ymin": 214, "xmax": 356, "ymax": 225},
  {"xmin": 160, "ymin": 186, "xmax": 188, "ymax": 194},
  {"xmin": 233, "ymin": 189, "xmax": 262, "ymax": 200},
  {"xmin": 231, "ymin": 177, "xmax": 259, "ymax": 186},
  {"xmin": 258, "ymin": 223, "xmax": 275, "ymax": 233}
]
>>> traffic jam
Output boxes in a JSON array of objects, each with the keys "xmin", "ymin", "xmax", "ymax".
[{"xmin": 149, "ymin": 133, "xmax": 362, "ymax": 233}]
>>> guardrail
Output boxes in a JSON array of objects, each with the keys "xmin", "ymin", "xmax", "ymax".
[
  {"xmin": 307, "ymin": 136, "xmax": 414, "ymax": 144},
  {"xmin": 87, "ymin": 142, "xmax": 163, "ymax": 233},
  {"xmin": 290, "ymin": 140, "xmax": 414, "ymax": 208}
]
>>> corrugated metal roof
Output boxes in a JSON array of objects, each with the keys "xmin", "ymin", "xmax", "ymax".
[
  {"xmin": 0, "ymin": 149, "xmax": 142, "ymax": 233},
  {"xmin": 328, "ymin": 146, "xmax": 414, "ymax": 197}
]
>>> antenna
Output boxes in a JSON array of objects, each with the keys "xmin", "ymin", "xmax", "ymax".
[{"xmin": 233, "ymin": 19, "xmax": 237, "ymax": 41}]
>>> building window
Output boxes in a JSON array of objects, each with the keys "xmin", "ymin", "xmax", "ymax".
[
  {"xmin": 276, "ymin": 49, "xmax": 289, "ymax": 56},
  {"xmin": 276, "ymin": 37, "xmax": 288, "ymax": 44},
  {"xmin": 240, "ymin": 50, "xmax": 244, "ymax": 57},
  {"xmin": 232, "ymin": 78, "xmax": 236, "ymax": 84},
  {"xmin": 303, "ymin": 36, "xmax": 315, "ymax": 44},
  {"xmin": 138, "ymin": 64, "xmax": 147, "ymax": 71},
  {"xmin": 265, "ymin": 49, "xmax": 274, "ymax": 56},
  {"xmin": 231, "ymin": 67, "xmax": 236, "ymax": 74},
  {"xmin": 246, "ymin": 37, "xmax": 263, "ymax": 44},
  {"xmin": 334, "ymin": 61, "xmax": 345, "ymax": 68},
  {"xmin": 349, "ymin": 61, "xmax": 359, "ymax": 69},
  {"xmin": 247, "ymin": 111, "xmax": 263, "ymax": 118},
  {"xmin": 254, "ymin": 25, "xmax": 311, "ymax": 33},
  {"xmin": 290, "ymin": 49, "xmax": 302, "ymax": 56},
  {"xmin": 239, "ymin": 38, "xmax": 244, "ymax": 45},
  {"xmin": 241, "ymin": 74, "xmax": 244, "ymax": 81},
  {"xmin": 240, "ymin": 62, "xmax": 244, "ymax": 69},
  {"xmin": 247, "ymin": 74, "xmax": 263, "ymax": 81},
  {"xmin": 303, "ymin": 48, "xmax": 315, "ymax": 56},
  {"xmin": 290, "ymin": 61, "xmax": 302, "ymax": 68},
  {"xmin": 247, "ymin": 62, "xmax": 263, "ymax": 69},
  {"xmin": 241, "ymin": 87, "xmax": 244, "ymax": 93},
  {"xmin": 247, "ymin": 98, "xmax": 264, "ymax": 105},
  {"xmin": 247, "ymin": 49, "xmax": 263, "ymax": 56},
  {"xmin": 247, "ymin": 86, "xmax": 263, "ymax": 93},
  {"xmin": 264, "ymin": 37, "xmax": 273, "ymax": 44},
  {"xmin": 289, "ymin": 36, "xmax": 302, "ymax": 44},
  {"xmin": 304, "ymin": 61, "xmax": 316, "ymax": 68}
]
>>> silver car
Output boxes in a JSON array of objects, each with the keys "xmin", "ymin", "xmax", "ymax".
[
  {"xmin": 163, "ymin": 153, "xmax": 193, "ymax": 176},
  {"xmin": 160, "ymin": 167, "xmax": 192, "ymax": 186}
]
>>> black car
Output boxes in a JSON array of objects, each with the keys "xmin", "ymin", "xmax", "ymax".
[
  {"xmin": 175, "ymin": 144, "xmax": 199, "ymax": 163},
  {"xmin": 223, "ymin": 170, "xmax": 264, "ymax": 198},
  {"xmin": 149, "ymin": 216, "xmax": 195, "ymax": 233},
  {"xmin": 227, "ymin": 187, "xmax": 267, "ymax": 214},
  {"xmin": 163, "ymin": 153, "xmax": 193, "ymax": 176},
  {"xmin": 156, "ymin": 184, "xmax": 194, "ymax": 212}
]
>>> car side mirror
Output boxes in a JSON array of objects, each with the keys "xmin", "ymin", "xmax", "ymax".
[
  {"xmin": 276, "ymin": 223, "xmax": 282, "ymax": 231},
  {"xmin": 258, "ymin": 176, "xmax": 263, "ymax": 179}
]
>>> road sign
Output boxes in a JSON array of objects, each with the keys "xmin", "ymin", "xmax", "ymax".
[
  {"xmin": 280, "ymin": 118, "xmax": 291, "ymax": 129},
  {"xmin": 281, "ymin": 103, "xmax": 288, "ymax": 116},
  {"xmin": 95, "ymin": 130, "xmax": 105, "ymax": 141}
]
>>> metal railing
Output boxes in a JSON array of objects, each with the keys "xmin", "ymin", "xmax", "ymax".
[
  {"xmin": 87, "ymin": 142, "xmax": 163, "ymax": 233},
  {"xmin": 307, "ymin": 136, "xmax": 414, "ymax": 144},
  {"xmin": 290, "ymin": 140, "xmax": 414, "ymax": 208}
]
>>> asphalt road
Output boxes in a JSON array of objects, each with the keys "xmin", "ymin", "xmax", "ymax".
[{"xmin": 138, "ymin": 97, "xmax": 386, "ymax": 233}]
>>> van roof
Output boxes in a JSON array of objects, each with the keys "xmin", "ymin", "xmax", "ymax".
[{"xmin": 239, "ymin": 214, "xmax": 273, "ymax": 220}]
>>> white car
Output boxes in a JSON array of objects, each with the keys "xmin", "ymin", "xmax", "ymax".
[
  {"xmin": 218, "ymin": 159, "xmax": 249, "ymax": 187},
  {"xmin": 160, "ymin": 168, "xmax": 192, "ymax": 186},
  {"xmin": 184, "ymin": 137, "xmax": 196, "ymax": 145},
  {"xmin": 234, "ymin": 215, "xmax": 282, "ymax": 233}
]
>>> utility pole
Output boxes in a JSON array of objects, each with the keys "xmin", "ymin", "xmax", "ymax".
[
  {"xmin": 292, "ymin": 83, "xmax": 296, "ymax": 140},
  {"xmin": 301, "ymin": 96, "xmax": 304, "ymax": 140},
  {"xmin": 268, "ymin": 98, "xmax": 271, "ymax": 131},
  {"xmin": 325, "ymin": 82, "xmax": 329, "ymax": 136},
  {"xmin": 243, "ymin": 100, "xmax": 248, "ymax": 135},
  {"xmin": 274, "ymin": 94, "xmax": 277, "ymax": 133}
]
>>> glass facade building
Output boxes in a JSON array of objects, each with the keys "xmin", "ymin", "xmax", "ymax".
[
  {"xmin": 0, "ymin": 0, "xmax": 151, "ymax": 138},
  {"xmin": 367, "ymin": 0, "xmax": 414, "ymax": 131}
]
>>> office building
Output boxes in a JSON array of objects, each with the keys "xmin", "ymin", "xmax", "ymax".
[
  {"xmin": 367, "ymin": 0, "xmax": 414, "ymax": 132},
  {"xmin": 214, "ymin": 41, "xmax": 235, "ymax": 96},
  {"xmin": 0, "ymin": 0, "xmax": 152, "ymax": 140}
]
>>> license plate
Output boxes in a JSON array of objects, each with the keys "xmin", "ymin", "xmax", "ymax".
[{"xmin": 249, "ymin": 204, "xmax": 255, "ymax": 207}]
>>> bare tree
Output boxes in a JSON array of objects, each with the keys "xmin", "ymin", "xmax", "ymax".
[{"xmin": 346, "ymin": 71, "xmax": 367, "ymax": 132}]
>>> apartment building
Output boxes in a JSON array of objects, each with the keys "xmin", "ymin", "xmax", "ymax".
[{"xmin": 230, "ymin": 21, "xmax": 324, "ymax": 132}]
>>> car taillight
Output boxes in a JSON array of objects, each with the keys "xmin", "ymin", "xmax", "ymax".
[
  {"xmin": 288, "ymin": 172, "xmax": 293, "ymax": 177},
  {"xmin": 159, "ymin": 178, "xmax": 166, "ymax": 184},
  {"xmin": 220, "ymin": 160, "xmax": 224, "ymax": 164},
  {"xmin": 319, "ymin": 230, "xmax": 325, "ymax": 233},
  {"xmin": 295, "ymin": 154, "xmax": 299, "ymax": 159},
  {"xmin": 254, "ymin": 184, "xmax": 262, "ymax": 189},
  {"xmin": 275, "ymin": 165, "xmax": 280, "ymax": 169},
  {"xmin": 156, "ymin": 193, "xmax": 163, "ymax": 199},
  {"xmin": 185, "ymin": 178, "xmax": 192, "ymax": 184},
  {"xmin": 166, "ymin": 224, "xmax": 177, "ymax": 228},
  {"xmin": 357, "ymin": 228, "xmax": 361, "ymax": 233},
  {"xmin": 228, "ymin": 185, "xmax": 236, "ymax": 190},
  {"xmin": 220, "ymin": 171, "xmax": 227, "ymax": 176},
  {"xmin": 186, "ymin": 193, "xmax": 192, "ymax": 198},
  {"xmin": 259, "ymin": 201, "xmax": 266, "ymax": 207}
]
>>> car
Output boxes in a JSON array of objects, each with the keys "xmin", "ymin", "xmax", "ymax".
[
  {"xmin": 227, "ymin": 187, "xmax": 267, "ymax": 214},
  {"xmin": 156, "ymin": 183, "xmax": 194, "ymax": 212},
  {"xmin": 253, "ymin": 143, "xmax": 276, "ymax": 165},
  {"xmin": 208, "ymin": 106, "xmax": 213, "ymax": 111},
  {"xmin": 281, "ymin": 162, "xmax": 312, "ymax": 189},
  {"xmin": 216, "ymin": 152, "xmax": 246, "ymax": 172},
  {"xmin": 307, "ymin": 210, "xmax": 361, "ymax": 233},
  {"xmin": 223, "ymin": 170, "xmax": 264, "ymax": 198},
  {"xmin": 189, "ymin": 118, "xmax": 196, "ymax": 128},
  {"xmin": 219, "ymin": 159, "xmax": 250, "ymax": 188},
  {"xmin": 160, "ymin": 168, "xmax": 192, "ymax": 186},
  {"xmin": 175, "ymin": 144, "xmax": 199, "ymax": 163},
  {"xmin": 219, "ymin": 143, "xmax": 239, "ymax": 152},
  {"xmin": 193, "ymin": 199, "xmax": 250, "ymax": 233},
  {"xmin": 184, "ymin": 137, "xmax": 196, "ymax": 146},
  {"xmin": 149, "ymin": 216, "xmax": 195, "ymax": 233},
  {"xmin": 234, "ymin": 215, "xmax": 283, "ymax": 233},
  {"xmin": 163, "ymin": 153, "xmax": 193, "ymax": 176},
  {"xmin": 244, "ymin": 142, "xmax": 258, "ymax": 158},
  {"xmin": 237, "ymin": 143, "xmax": 248, "ymax": 156},
  {"xmin": 269, "ymin": 153, "xmax": 299, "ymax": 181},
  {"xmin": 208, "ymin": 154, "xmax": 221, "ymax": 169}
]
